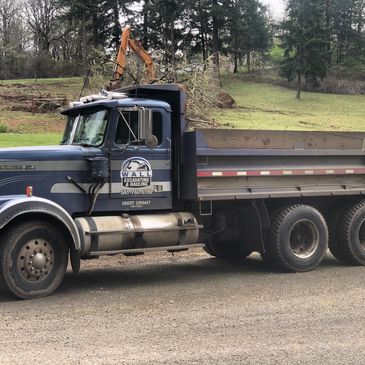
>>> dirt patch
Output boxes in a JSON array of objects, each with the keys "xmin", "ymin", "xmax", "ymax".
[
  {"xmin": 215, "ymin": 91, "xmax": 236, "ymax": 108},
  {"xmin": 0, "ymin": 83, "xmax": 33, "ymax": 89},
  {"xmin": 9, "ymin": 105, "xmax": 33, "ymax": 112},
  {"xmin": 3, "ymin": 118, "xmax": 65, "ymax": 134},
  {"xmin": 0, "ymin": 93, "xmax": 67, "ymax": 115},
  {"xmin": 0, "ymin": 94, "xmax": 33, "ymax": 102},
  {"xmin": 0, "ymin": 79, "xmax": 83, "ymax": 136}
]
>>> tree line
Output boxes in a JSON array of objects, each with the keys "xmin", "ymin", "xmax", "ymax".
[
  {"xmin": 0, "ymin": 0, "xmax": 272, "ymax": 80},
  {"xmin": 281, "ymin": 0, "xmax": 365, "ymax": 98},
  {"xmin": 0, "ymin": 0, "xmax": 364, "ymax": 93}
]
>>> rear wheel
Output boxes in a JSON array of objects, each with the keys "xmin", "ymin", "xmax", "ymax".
[
  {"xmin": 0, "ymin": 221, "xmax": 68, "ymax": 299},
  {"xmin": 268, "ymin": 205, "xmax": 328, "ymax": 272},
  {"xmin": 336, "ymin": 201, "xmax": 365, "ymax": 265},
  {"xmin": 204, "ymin": 240, "xmax": 252, "ymax": 260}
]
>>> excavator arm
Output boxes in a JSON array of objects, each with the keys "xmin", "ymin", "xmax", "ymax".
[
  {"xmin": 112, "ymin": 25, "xmax": 130, "ymax": 81},
  {"xmin": 128, "ymin": 39, "xmax": 157, "ymax": 82},
  {"xmin": 111, "ymin": 26, "xmax": 157, "ymax": 87}
]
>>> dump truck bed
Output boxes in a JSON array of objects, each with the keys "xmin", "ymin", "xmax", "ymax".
[{"xmin": 182, "ymin": 129, "xmax": 365, "ymax": 201}]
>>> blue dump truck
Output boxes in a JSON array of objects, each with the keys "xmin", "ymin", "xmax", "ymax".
[{"xmin": 1, "ymin": 84, "xmax": 365, "ymax": 299}]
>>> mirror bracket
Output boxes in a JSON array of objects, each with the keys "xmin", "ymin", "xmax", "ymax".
[{"xmin": 138, "ymin": 107, "xmax": 157, "ymax": 149}]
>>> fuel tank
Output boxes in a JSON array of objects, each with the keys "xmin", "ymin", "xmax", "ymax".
[{"xmin": 75, "ymin": 212, "xmax": 200, "ymax": 257}]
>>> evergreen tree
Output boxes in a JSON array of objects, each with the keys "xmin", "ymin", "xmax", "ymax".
[
  {"xmin": 189, "ymin": 0, "xmax": 211, "ymax": 61},
  {"xmin": 332, "ymin": 0, "xmax": 365, "ymax": 64},
  {"xmin": 137, "ymin": 0, "xmax": 185, "ymax": 66},
  {"xmin": 224, "ymin": 0, "xmax": 271, "ymax": 73},
  {"xmin": 281, "ymin": 0, "xmax": 329, "ymax": 99}
]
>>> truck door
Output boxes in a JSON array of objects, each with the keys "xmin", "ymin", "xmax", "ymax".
[{"xmin": 110, "ymin": 107, "xmax": 172, "ymax": 211}]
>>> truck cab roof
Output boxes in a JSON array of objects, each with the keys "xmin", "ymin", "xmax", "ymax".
[{"xmin": 61, "ymin": 97, "xmax": 172, "ymax": 115}]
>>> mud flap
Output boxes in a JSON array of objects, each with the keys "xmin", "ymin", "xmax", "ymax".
[
  {"xmin": 70, "ymin": 247, "xmax": 81, "ymax": 275},
  {"xmin": 239, "ymin": 200, "xmax": 270, "ymax": 253}
]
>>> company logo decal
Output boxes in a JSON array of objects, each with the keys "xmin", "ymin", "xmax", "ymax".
[{"xmin": 121, "ymin": 157, "xmax": 153, "ymax": 195}]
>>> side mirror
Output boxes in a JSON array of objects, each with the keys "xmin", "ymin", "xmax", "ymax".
[
  {"xmin": 138, "ymin": 108, "xmax": 158, "ymax": 149},
  {"xmin": 145, "ymin": 135, "xmax": 159, "ymax": 149}
]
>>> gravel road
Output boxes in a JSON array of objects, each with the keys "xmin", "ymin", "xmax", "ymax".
[{"xmin": 1, "ymin": 249, "xmax": 365, "ymax": 365}]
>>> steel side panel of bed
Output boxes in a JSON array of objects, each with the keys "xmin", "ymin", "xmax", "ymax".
[{"xmin": 185, "ymin": 129, "xmax": 365, "ymax": 202}]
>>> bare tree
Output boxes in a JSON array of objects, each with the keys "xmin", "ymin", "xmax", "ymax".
[
  {"xmin": 0, "ymin": 0, "xmax": 26, "ymax": 79},
  {"xmin": 26, "ymin": 0, "xmax": 58, "ymax": 53}
]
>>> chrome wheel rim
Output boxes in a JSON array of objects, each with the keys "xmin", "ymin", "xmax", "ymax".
[
  {"xmin": 17, "ymin": 239, "xmax": 55, "ymax": 282},
  {"xmin": 289, "ymin": 219, "xmax": 319, "ymax": 259}
]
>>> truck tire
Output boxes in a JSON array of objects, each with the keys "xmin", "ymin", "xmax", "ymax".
[
  {"xmin": 260, "ymin": 208, "xmax": 284, "ymax": 264},
  {"xmin": 0, "ymin": 221, "xmax": 68, "ymax": 299},
  {"xmin": 268, "ymin": 205, "xmax": 328, "ymax": 272},
  {"xmin": 204, "ymin": 240, "xmax": 252, "ymax": 260},
  {"xmin": 336, "ymin": 201, "xmax": 365, "ymax": 265},
  {"xmin": 328, "ymin": 207, "xmax": 348, "ymax": 262}
]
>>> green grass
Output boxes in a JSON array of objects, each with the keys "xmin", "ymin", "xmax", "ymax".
[
  {"xmin": 216, "ymin": 76, "xmax": 365, "ymax": 131},
  {"xmin": 0, "ymin": 134, "xmax": 62, "ymax": 147}
]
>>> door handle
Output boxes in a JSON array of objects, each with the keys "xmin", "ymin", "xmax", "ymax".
[{"xmin": 166, "ymin": 138, "xmax": 172, "ymax": 164}]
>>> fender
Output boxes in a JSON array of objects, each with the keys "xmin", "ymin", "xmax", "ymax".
[{"xmin": 0, "ymin": 195, "xmax": 81, "ymax": 273}]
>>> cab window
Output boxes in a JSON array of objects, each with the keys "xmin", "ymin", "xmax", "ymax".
[
  {"xmin": 61, "ymin": 109, "xmax": 109, "ymax": 147},
  {"xmin": 115, "ymin": 110, "xmax": 163, "ymax": 146}
]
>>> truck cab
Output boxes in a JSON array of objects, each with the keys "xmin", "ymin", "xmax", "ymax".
[
  {"xmin": 60, "ymin": 95, "xmax": 174, "ymax": 213},
  {"xmin": 0, "ymin": 84, "xmax": 202, "ymax": 300}
]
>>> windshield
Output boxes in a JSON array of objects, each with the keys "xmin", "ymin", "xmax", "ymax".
[{"xmin": 61, "ymin": 109, "xmax": 109, "ymax": 147}]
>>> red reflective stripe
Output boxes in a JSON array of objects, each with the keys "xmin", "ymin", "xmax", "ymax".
[
  {"xmin": 197, "ymin": 171, "xmax": 214, "ymax": 177},
  {"xmin": 223, "ymin": 171, "xmax": 238, "ymax": 177},
  {"xmin": 196, "ymin": 168, "xmax": 365, "ymax": 178}
]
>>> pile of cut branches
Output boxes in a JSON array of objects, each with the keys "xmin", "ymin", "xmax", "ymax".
[
  {"xmin": 85, "ymin": 51, "xmax": 236, "ymax": 129},
  {"xmin": 160, "ymin": 57, "xmax": 236, "ymax": 129}
]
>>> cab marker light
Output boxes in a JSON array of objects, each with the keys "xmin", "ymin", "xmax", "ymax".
[{"xmin": 26, "ymin": 186, "xmax": 33, "ymax": 197}]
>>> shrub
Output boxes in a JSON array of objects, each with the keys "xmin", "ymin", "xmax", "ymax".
[
  {"xmin": 0, "ymin": 124, "xmax": 10, "ymax": 133},
  {"xmin": 269, "ymin": 44, "xmax": 284, "ymax": 63}
]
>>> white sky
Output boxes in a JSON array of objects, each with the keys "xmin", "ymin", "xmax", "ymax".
[{"xmin": 261, "ymin": 0, "xmax": 286, "ymax": 19}]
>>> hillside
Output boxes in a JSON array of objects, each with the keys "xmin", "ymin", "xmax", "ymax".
[
  {"xmin": 0, "ymin": 76, "xmax": 364, "ymax": 147},
  {"xmin": 0, "ymin": 78, "xmax": 84, "ymax": 146},
  {"xmin": 217, "ymin": 76, "xmax": 365, "ymax": 131}
]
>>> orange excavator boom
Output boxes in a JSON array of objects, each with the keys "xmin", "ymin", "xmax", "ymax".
[{"xmin": 112, "ymin": 26, "xmax": 157, "ymax": 84}]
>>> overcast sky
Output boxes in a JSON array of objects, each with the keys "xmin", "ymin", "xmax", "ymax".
[{"xmin": 261, "ymin": 0, "xmax": 286, "ymax": 18}]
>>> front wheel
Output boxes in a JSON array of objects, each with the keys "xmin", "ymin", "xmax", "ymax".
[{"xmin": 0, "ymin": 221, "xmax": 68, "ymax": 299}]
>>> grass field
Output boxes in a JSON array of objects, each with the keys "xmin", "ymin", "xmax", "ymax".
[
  {"xmin": 216, "ymin": 76, "xmax": 365, "ymax": 131},
  {"xmin": 0, "ymin": 75, "xmax": 364, "ymax": 147},
  {"xmin": 0, "ymin": 134, "xmax": 62, "ymax": 147},
  {"xmin": 0, "ymin": 77, "xmax": 83, "ymax": 146}
]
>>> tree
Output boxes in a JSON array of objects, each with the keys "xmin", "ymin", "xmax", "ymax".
[
  {"xmin": 331, "ymin": 0, "xmax": 365, "ymax": 64},
  {"xmin": 137, "ymin": 0, "xmax": 185, "ymax": 67},
  {"xmin": 0, "ymin": 0, "xmax": 28, "ymax": 79},
  {"xmin": 189, "ymin": 0, "xmax": 211, "ymax": 61},
  {"xmin": 225, "ymin": 0, "xmax": 271, "ymax": 73},
  {"xmin": 26, "ymin": 0, "xmax": 59, "ymax": 53},
  {"xmin": 281, "ymin": 0, "xmax": 329, "ymax": 99}
]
